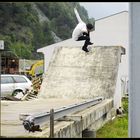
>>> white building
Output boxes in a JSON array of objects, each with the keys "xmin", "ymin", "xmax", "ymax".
[{"xmin": 37, "ymin": 11, "xmax": 129, "ymax": 109}]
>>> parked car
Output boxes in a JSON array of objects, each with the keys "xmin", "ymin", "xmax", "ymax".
[{"xmin": 1, "ymin": 74, "xmax": 33, "ymax": 99}]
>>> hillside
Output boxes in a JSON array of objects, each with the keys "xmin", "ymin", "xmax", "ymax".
[{"xmin": 0, "ymin": 2, "xmax": 92, "ymax": 59}]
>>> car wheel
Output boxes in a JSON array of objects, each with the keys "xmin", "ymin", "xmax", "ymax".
[{"xmin": 12, "ymin": 90, "xmax": 24, "ymax": 99}]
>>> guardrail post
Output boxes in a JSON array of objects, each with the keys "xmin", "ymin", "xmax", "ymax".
[{"xmin": 50, "ymin": 108, "xmax": 54, "ymax": 138}]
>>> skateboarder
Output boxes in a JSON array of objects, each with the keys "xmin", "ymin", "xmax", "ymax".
[{"xmin": 72, "ymin": 8, "xmax": 94, "ymax": 52}]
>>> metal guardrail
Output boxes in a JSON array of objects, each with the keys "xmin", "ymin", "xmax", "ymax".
[{"xmin": 19, "ymin": 97, "xmax": 104, "ymax": 133}]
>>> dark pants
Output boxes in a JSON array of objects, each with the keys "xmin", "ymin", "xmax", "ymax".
[{"xmin": 77, "ymin": 32, "xmax": 90, "ymax": 50}]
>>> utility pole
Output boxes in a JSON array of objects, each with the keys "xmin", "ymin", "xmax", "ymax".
[{"xmin": 129, "ymin": 2, "xmax": 140, "ymax": 138}]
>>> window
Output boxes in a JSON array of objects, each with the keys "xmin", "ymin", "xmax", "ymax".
[
  {"xmin": 13, "ymin": 76, "xmax": 27, "ymax": 83},
  {"xmin": 1, "ymin": 76, "xmax": 14, "ymax": 84}
]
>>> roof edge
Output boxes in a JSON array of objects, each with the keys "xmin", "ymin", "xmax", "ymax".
[{"xmin": 95, "ymin": 11, "xmax": 128, "ymax": 21}]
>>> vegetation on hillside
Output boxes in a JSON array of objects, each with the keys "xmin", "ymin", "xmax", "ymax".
[{"xmin": 0, "ymin": 2, "xmax": 92, "ymax": 59}]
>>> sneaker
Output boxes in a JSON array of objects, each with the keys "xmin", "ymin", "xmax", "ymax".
[
  {"xmin": 88, "ymin": 42, "xmax": 93, "ymax": 45},
  {"xmin": 82, "ymin": 47, "xmax": 89, "ymax": 52}
]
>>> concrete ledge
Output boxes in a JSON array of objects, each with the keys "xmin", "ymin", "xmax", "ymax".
[{"xmin": 34, "ymin": 99, "xmax": 114, "ymax": 138}]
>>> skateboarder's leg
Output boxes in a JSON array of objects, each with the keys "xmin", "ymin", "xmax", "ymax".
[{"xmin": 77, "ymin": 36, "xmax": 90, "ymax": 52}]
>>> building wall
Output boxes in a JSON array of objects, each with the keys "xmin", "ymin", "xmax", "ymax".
[
  {"xmin": 1, "ymin": 55, "xmax": 19, "ymax": 74},
  {"xmin": 91, "ymin": 12, "xmax": 128, "ymax": 77}
]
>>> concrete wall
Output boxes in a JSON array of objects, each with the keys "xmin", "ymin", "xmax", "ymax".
[{"xmin": 38, "ymin": 46, "xmax": 125, "ymax": 100}]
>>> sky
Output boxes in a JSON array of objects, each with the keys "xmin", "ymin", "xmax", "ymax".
[{"xmin": 80, "ymin": 2, "xmax": 129, "ymax": 20}]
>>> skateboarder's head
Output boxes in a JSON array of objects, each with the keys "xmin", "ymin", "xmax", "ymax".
[{"xmin": 86, "ymin": 23, "xmax": 94, "ymax": 32}]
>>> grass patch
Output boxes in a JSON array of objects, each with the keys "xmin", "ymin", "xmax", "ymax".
[{"xmin": 96, "ymin": 98, "xmax": 128, "ymax": 138}]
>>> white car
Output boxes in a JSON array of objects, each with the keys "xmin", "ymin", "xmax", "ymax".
[{"xmin": 1, "ymin": 74, "xmax": 33, "ymax": 99}]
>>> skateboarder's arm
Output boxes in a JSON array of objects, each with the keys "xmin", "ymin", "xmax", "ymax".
[{"xmin": 74, "ymin": 8, "xmax": 83, "ymax": 23}]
